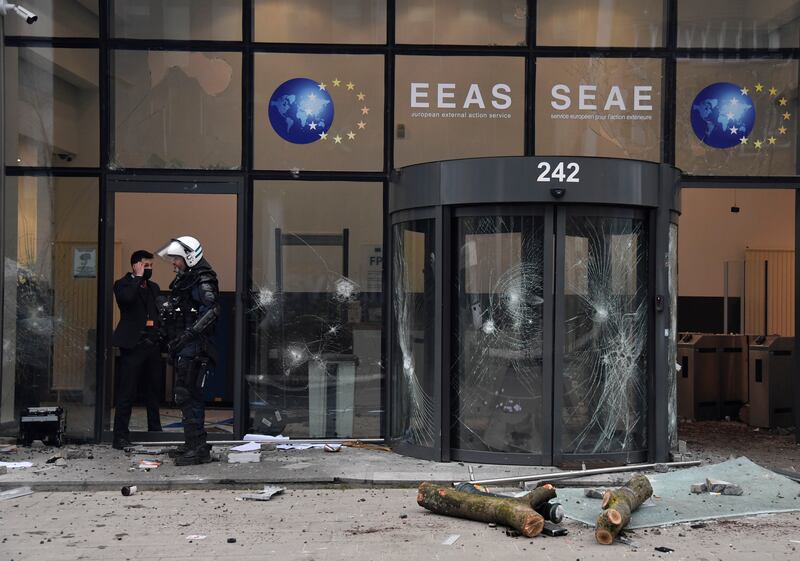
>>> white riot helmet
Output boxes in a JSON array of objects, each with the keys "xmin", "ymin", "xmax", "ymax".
[{"xmin": 157, "ymin": 236, "xmax": 204, "ymax": 268}]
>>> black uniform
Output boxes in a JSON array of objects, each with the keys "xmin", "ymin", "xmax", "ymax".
[
  {"xmin": 164, "ymin": 258, "xmax": 220, "ymax": 464},
  {"xmin": 112, "ymin": 273, "xmax": 162, "ymax": 444}
]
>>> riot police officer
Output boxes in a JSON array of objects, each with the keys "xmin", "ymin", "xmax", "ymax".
[{"xmin": 156, "ymin": 236, "xmax": 220, "ymax": 465}]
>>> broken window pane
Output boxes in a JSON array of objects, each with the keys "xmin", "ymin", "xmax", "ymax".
[
  {"xmin": 561, "ymin": 215, "xmax": 648, "ymax": 454},
  {"xmin": 112, "ymin": 50, "xmax": 242, "ymax": 169},
  {"xmin": 453, "ymin": 215, "xmax": 545, "ymax": 454},
  {"xmin": 391, "ymin": 220, "xmax": 436, "ymax": 447},
  {"xmin": 1, "ymin": 177, "xmax": 99, "ymax": 440},
  {"xmin": 248, "ymin": 181, "xmax": 383, "ymax": 439}
]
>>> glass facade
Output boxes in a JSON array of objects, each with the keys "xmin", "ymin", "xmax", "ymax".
[
  {"xmin": 250, "ymin": 181, "xmax": 383, "ymax": 437},
  {"xmin": 1, "ymin": 1, "xmax": 798, "ymax": 445},
  {"xmin": 453, "ymin": 215, "xmax": 545, "ymax": 454},
  {"xmin": 2, "ymin": 177, "xmax": 99, "ymax": 439}
]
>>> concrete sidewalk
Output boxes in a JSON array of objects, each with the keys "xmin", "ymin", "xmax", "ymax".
[{"xmin": 0, "ymin": 442, "xmax": 665, "ymax": 491}]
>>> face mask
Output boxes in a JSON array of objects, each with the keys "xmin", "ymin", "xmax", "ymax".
[{"xmin": 142, "ymin": 268, "xmax": 153, "ymax": 281}]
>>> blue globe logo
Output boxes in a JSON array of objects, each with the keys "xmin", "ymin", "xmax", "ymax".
[
  {"xmin": 269, "ymin": 78, "xmax": 334, "ymax": 144},
  {"xmin": 691, "ymin": 82, "xmax": 756, "ymax": 149}
]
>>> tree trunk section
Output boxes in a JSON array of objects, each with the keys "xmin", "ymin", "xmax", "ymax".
[
  {"xmin": 455, "ymin": 482, "xmax": 556, "ymax": 510},
  {"xmin": 418, "ymin": 482, "xmax": 545, "ymax": 537},
  {"xmin": 595, "ymin": 474, "xmax": 653, "ymax": 545}
]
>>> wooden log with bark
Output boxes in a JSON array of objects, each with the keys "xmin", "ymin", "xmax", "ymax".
[
  {"xmin": 595, "ymin": 474, "xmax": 653, "ymax": 545},
  {"xmin": 417, "ymin": 482, "xmax": 546, "ymax": 537},
  {"xmin": 455, "ymin": 482, "xmax": 556, "ymax": 510}
]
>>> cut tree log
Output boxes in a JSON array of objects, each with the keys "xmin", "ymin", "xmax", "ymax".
[
  {"xmin": 417, "ymin": 482, "xmax": 545, "ymax": 537},
  {"xmin": 595, "ymin": 474, "xmax": 653, "ymax": 545},
  {"xmin": 455, "ymin": 482, "xmax": 556, "ymax": 510}
]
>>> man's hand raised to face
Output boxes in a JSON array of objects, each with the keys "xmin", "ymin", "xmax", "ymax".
[{"xmin": 132, "ymin": 260, "xmax": 146, "ymax": 277}]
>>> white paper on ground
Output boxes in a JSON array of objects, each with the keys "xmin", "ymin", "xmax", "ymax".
[
  {"xmin": 242, "ymin": 434, "xmax": 289, "ymax": 442},
  {"xmin": 240, "ymin": 486, "xmax": 285, "ymax": 501},
  {"xmin": 230, "ymin": 442, "xmax": 261, "ymax": 452},
  {"xmin": 0, "ymin": 461, "xmax": 33, "ymax": 469},
  {"xmin": 276, "ymin": 443, "xmax": 328, "ymax": 450},
  {"xmin": 227, "ymin": 451, "xmax": 261, "ymax": 463}
]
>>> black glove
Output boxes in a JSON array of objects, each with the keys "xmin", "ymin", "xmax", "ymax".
[{"xmin": 167, "ymin": 330, "xmax": 195, "ymax": 354}]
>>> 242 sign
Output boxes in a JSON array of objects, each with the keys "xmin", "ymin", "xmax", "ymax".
[{"xmin": 536, "ymin": 161, "xmax": 580, "ymax": 183}]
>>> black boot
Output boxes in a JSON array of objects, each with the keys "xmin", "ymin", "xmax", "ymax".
[
  {"xmin": 167, "ymin": 443, "xmax": 189, "ymax": 458},
  {"xmin": 169, "ymin": 442, "xmax": 211, "ymax": 459},
  {"xmin": 174, "ymin": 444, "xmax": 212, "ymax": 466}
]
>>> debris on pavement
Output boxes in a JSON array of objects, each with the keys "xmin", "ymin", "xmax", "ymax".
[
  {"xmin": 542, "ymin": 521, "xmax": 568, "ymax": 537},
  {"xmin": 230, "ymin": 442, "xmax": 260, "ymax": 452},
  {"xmin": 227, "ymin": 537, "xmax": 237, "ymax": 543},
  {"xmin": 0, "ymin": 486, "xmax": 33, "ymax": 502},
  {"xmin": 185, "ymin": 535, "xmax": 207, "ymax": 541},
  {"xmin": 584, "ymin": 488, "xmax": 608, "ymax": 499},
  {"xmin": 595, "ymin": 474, "xmax": 654, "ymax": 545},
  {"xmin": 323, "ymin": 443, "xmax": 342, "ymax": 453},
  {"xmin": 121, "ymin": 486, "xmax": 138, "ymax": 496},
  {"xmin": 690, "ymin": 479, "xmax": 743, "ymax": 496},
  {"xmin": 136, "ymin": 459, "xmax": 161, "ymax": 470},
  {"xmin": 0, "ymin": 461, "xmax": 33, "ymax": 470},
  {"xmin": 511, "ymin": 460, "xmax": 700, "ymax": 490},
  {"xmin": 129, "ymin": 447, "xmax": 166, "ymax": 455},
  {"xmin": 65, "ymin": 448, "xmax": 87, "ymax": 460},
  {"xmin": 238, "ymin": 486, "xmax": 285, "ymax": 501},
  {"xmin": 655, "ymin": 546, "xmax": 675, "ymax": 553},
  {"xmin": 227, "ymin": 451, "xmax": 260, "ymax": 463},
  {"xmin": 0, "ymin": 465, "xmax": 6, "ymax": 475},
  {"xmin": 441, "ymin": 534, "xmax": 460, "ymax": 545}
]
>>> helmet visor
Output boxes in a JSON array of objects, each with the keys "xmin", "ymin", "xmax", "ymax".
[{"xmin": 156, "ymin": 239, "xmax": 188, "ymax": 261}]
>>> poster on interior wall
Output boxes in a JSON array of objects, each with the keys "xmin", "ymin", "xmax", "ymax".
[
  {"xmin": 73, "ymin": 248, "xmax": 97, "ymax": 278},
  {"xmin": 676, "ymin": 59, "xmax": 798, "ymax": 176},
  {"xmin": 535, "ymin": 58, "xmax": 663, "ymax": 162},
  {"xmin": 361, "ymin": 244, "xmax": 383, "ymax": 292},
  {"xmin": 393, "ymin": 56, "xmax": 525, "ymax": 168}
]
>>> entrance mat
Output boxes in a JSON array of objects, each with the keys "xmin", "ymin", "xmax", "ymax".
[{"xmin": 557, "ymin": 457, "xmax": 800, "ymax": 528}]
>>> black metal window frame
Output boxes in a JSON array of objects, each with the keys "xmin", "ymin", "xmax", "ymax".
[{"xmin": 3, "ymin": 0, "xmax": 800, "ymax": 443}]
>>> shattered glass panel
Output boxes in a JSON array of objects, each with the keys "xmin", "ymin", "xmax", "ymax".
[
  {"xmin": 391, "ymin": 220, "xmax": 436, "ymax": 447},
  {"xmin": 4, "ymin": 47, "xmax": 99, "ymax": 167},
  {"xmin": 561, "ymin": 215, "xmax": 648, "ymax": 454},
  {"xmin": 111, "ymin": 50, "xmax": 242, "ymax": 169},
  {"xmin": 667, "ymin": 223, "xmax": 678, "ymax": 450},
  {"xmin": 248, "ymin": 181, "xmax": 383, "ymax": 439},
  {"xmin": 1, "ymin": 177, "xmax": 99, "ymax": 440},
  {"xmin": 453, "ymin": 215, "xmax": 545, "ymax": 453}
]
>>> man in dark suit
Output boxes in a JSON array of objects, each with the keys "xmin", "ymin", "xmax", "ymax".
[{"xmin": 112, "ymin": 250, "xmax": 163, "ymax": 449}]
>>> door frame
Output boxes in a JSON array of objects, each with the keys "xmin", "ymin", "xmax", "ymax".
[
  {"xmin": 552, "ymin": 205, "xmax": 651, "ymax": 466},
  {"xmin": 448, "ymin": 204, "xmax": 555, "ymax": 466},
  {"xmin": 99, "ymin": 175, "xmax": 246, "ymax": 442}
]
